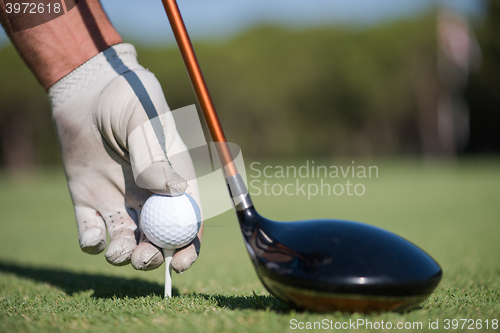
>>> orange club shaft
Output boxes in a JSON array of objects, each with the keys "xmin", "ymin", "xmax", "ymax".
[{"xmin": 161, "ymin": 0, "xmax": 238, "ymax": 177}]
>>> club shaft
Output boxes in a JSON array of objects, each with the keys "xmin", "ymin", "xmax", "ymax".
[{"xmin": 162, "ymin": 0, "xmax": 238, "ymax": 177}]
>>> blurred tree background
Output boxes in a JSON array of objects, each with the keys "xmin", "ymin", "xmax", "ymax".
[
  {"xmin": 0, "ymin": 2, "xmax": 498, "ymax": 172},
  {"xmin": 466, "ymin": 0, "xmax": 500, "ymax": 153}
]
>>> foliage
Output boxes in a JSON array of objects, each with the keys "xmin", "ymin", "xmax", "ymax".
[
  {"xmin": 466, "ymin": 0, "xmax": 500, "ymax": 152},
  {"xmin": 1, "ymin": 9, "xmax": 498, "ymax": 167},
  {"xmin": 0, "ymin": 46, "xmax": 59, "ymax": 167},
  {"xmin": 138, "ymin": 16, "xmax": 437, "ymax": 157}
]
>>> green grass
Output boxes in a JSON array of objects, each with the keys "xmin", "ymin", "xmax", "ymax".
[{"xmin": 0, "ymin": 158, "xmax": 499, "ymax": 332}]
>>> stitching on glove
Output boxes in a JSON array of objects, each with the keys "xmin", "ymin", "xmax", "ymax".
[{"xmin": 48, "ymin": 43, "xmax": 139, "ymax": 109}]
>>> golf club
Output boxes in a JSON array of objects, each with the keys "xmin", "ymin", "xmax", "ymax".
[{"xmin": 161, "ymin": 0, "xmax": 442, "ymax": 312}]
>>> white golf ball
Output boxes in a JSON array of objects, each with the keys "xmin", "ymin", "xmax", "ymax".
[{"xmin": 140, "ymin": 193, "xmax": 201, "ymax": 250}]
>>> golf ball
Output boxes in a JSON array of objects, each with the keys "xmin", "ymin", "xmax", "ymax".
[{"xmin": 140, "ymin": 193, "xmax": 201, "ymax": 250}]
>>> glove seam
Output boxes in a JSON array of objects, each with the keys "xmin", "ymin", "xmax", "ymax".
[{"xmin": 48, "ymin": 43, "xmax": 139, "ymax": 110}]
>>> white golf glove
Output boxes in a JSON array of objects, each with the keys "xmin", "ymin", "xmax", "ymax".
[{"xmin": 48, "ymin": 43, "xmax": 202, "ymax": 272}]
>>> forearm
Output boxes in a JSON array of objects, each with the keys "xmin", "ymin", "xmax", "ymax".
[{"xmin": 0, "ymin": 0, "xmax": 121, "ymax": 90}]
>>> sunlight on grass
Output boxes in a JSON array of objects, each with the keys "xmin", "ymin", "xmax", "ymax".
[{"xmin": 1, "ymin": 159, "xmax": 499, "ymax": 332}]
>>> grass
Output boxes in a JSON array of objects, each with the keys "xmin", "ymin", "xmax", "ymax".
[{"xmin": 0, "ymin": 158, "xmax": 499, "ymax": 332}]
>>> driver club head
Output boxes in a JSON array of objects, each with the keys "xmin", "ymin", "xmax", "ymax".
[{"xmin": 238, "ymin": 206, "xmax": 442, "ymax": 312}]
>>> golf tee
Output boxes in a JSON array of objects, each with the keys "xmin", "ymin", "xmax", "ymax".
[{"xmin": 162, "ymin": 249, "xmax": 175, "ymax": 297}]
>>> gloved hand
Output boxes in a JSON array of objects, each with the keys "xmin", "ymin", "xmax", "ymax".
[{"xmin": 48, "ymin": 43, "xmax": 202, "ymax": 272}]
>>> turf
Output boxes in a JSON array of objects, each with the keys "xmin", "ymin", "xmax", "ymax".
[{"xmin": 0, "ymin": 158, "xmax": 499, "ymax": 332}]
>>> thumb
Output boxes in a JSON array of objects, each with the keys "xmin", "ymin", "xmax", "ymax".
[
  {"xmin": 93, "ymin": 68, "xmax": 187, "ymax": 195},
  {"xmin": 128, "ymin": 112, "xmax": 187, "ymax": 195}
]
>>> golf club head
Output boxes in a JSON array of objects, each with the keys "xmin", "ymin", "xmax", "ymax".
[{"xmin": 237, "ymin": 206, "xmax": 442, "ymax": 312}]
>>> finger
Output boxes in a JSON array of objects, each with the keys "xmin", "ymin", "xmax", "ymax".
[
  {"xmin": 101, "ymin": 206, "xmax": 140, "ymax": 266},
  {"xmin": 171, "ymin": 235, "xmax": 201, "ymax": 274},
  {"xmin": 75, "ymin": 206, "xmax": 107, "ymax": 255},
  {"xmin": 130, "ymin": 226, "xmax": 163, "ymax": 271}
]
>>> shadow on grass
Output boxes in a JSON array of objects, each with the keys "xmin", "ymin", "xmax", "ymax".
[
  {"xmin": 0, "ymin": 261, "xmax": 294, "ymax": 312},
  {"xmin": 0, "ymin": 261, "xmax": 171, "ymax": 298},
  {"xmin": 197, "ymin": 293, "xmax": 293, "ymax": 313},
  {"xmin": 198, "ymin": 293, "xmax": 422, "ymax": 314},
  {"xmin": 0, "ymin": 262, "xmax": 421, "ymax": 314}
]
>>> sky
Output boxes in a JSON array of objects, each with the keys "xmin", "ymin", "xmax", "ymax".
[{"xmin": 0, "ymin": 0, "xmax": 484, "ymax": 46}]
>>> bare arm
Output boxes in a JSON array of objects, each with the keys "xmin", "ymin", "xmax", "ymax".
[{"xmin": 0, "ymin": 0, "xmax": 121, "ymax": 90}]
